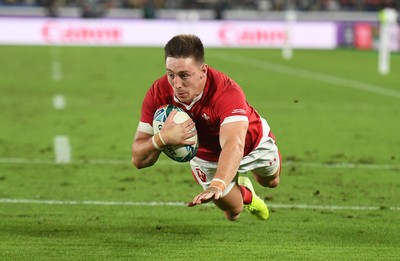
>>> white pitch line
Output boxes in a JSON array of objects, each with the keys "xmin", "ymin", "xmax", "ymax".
[
  {"xmin": 51, "ymin": 48, "xmax": 62, "ymax": 81},
  {"xmin": 54, "ymin": 136, "xmax": 71, "ymax": 164},
  {"xmin": 52, "ymin": 94, "xmax": 66, "ymax": 110},
  {"xmin": 0, "ymin": 157, "xmax": 399, "ymax": 170},
  {"xmin": 0, "ymin": 198, "xmax": 398, "ymax": 211},
  {"xmin": 216, "ymin": 52, "xmax": 400, "ymax": 99}
]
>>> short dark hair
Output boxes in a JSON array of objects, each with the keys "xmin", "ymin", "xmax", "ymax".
[{"xmin": 164, "ymin": 34, "xmax": 205, "ymax": 64}]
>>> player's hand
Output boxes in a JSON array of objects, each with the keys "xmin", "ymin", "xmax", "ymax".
[
  {"xmin": 187, "ymin": 186, "xmax": 223, "ymax": 207},
  {"xmin": 161, "ymin": 110, "xmax": 197, "ymax": 145}
]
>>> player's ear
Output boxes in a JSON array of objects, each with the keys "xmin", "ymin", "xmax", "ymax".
[{"xmin": 200, "ymin": 63, "xmax": 208, "ymax": 78}]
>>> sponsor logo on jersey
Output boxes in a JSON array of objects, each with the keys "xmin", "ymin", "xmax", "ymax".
[{"xmin": 232, "ymin": 108, "xmax": 246, "ymax": 114}]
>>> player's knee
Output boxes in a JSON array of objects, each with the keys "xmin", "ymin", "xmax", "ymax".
[
  {"xmin": 255, "ymin": 175, "xmax": 280, "ymax": 188},
  {"xmin": 267, "ymin": 177, "xmax": 280, "ymax": 188},
  {"xmin": 225, "ymin": 211, "xmax": 241, "ymax": 221},
  {"xmin": 222, "ymin": 206, "xmax": 242, "ymax": 221}
]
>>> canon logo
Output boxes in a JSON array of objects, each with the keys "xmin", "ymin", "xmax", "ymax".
[
  {"xmin": 218, "ymin": 24, "xmax": 286, "ymax": 45},
  {"xmin": 42, "ymin": 21, "xmax": 122, "ymax": 44}
]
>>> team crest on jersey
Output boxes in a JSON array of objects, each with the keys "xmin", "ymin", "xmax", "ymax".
[
  {"xmin": 202, "ymin": 113, "xmax": 210, "ymax": 121},
  {"xmin": 195, "ymin": 168, "xmax": 207, "ymax": 182}
]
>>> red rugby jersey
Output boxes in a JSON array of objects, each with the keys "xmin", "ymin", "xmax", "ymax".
[{"xmin": 139, "ymin": 67, "xmax": 263, "ymax": 162}]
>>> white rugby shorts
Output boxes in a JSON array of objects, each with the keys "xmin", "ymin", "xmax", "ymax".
[{"xmin": 190, "ymin": 118, "xmax": 280, "ymax": 197}]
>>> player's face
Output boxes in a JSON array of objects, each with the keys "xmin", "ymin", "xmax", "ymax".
[{"xmin": 166, "ymin": 56, "xmax": 207, "ymax": 104}]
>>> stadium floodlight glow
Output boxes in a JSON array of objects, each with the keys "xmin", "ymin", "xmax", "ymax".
[
  {"xmin": 282, "ymin": 9, "xmax": 296, "ymax": 60},
  {"xmin": 378, "ymin": 8, "xmax": 398, "ymax": 75}
]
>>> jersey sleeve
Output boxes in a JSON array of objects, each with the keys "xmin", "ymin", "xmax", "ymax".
[
  {"xmin": 137, "ymin": 76, "xmax": 174, "ymax": 135},
  {"xmin": 136, "ymin": 88, "xmax": 157, "ymax": 135},
  {"xmin": 140, "ymin": 86, "xmax": 158, "ymax": 124},
  {"xmin": 216, "ymin": 80, "xmax": 249, "ymax": 125}
]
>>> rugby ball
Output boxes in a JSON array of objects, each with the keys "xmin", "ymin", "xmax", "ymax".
[{"xmin": 153, "ymin": 104, "xmax": 198, "ymax": 162}]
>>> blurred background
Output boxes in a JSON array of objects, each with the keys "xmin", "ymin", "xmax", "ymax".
[
  {"xmin": 1, "ymin": 0, "xmax": 399, "ymax": 19},
  {"xmin": 1, "ymin": 0, "xmax": 399, "ymax": 53}
]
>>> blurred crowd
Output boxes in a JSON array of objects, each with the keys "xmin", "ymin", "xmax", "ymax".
[{"xmin": 1, "ymin": 0, "xmax": 399, "ymax": 17}]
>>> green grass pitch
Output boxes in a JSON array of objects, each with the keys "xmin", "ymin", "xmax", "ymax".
[{"xmin": 0, "ymin": 46, "xmax": 399, "ymax": 260}]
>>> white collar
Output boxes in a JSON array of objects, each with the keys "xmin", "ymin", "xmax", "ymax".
[{"xmin": 173, "ymin": 92, "xmax": 203, "ymax": 110}]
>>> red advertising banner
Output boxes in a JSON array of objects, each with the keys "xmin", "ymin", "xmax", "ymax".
[{"xmin": 354, "ymin": 23, "xmax": 372, "ymax": 50}]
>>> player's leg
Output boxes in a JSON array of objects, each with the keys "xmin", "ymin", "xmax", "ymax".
[
  {"xmin": 190, "ymin": 158, "xmax": 243, "ymax": 220},
  {"xmin": 241, "ymin": 118, "xmax": 282, "ymax": 188},
  {"xmin": 190, "ymin": 157, "xmax": 267, "ymax": 221},
  {"xmin": 235, "ymin": 135, "xmax": 280, "ymax": 220},
  {"xmin": 213, "ymin": 184, "xmax": 243, "ymax": 221},
  {"xmin": 252, "ymin": 151, "xmax": 282, "ymax": 188},
  {"xmin": 213, "ymin": 177, "xmax": 269, "ymax": 221},
  {"xmin": 237, "ymin": 174, "xmax": 269, "ymax": 220}
]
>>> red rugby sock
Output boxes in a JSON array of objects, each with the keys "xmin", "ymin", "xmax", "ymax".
[{"xmin": 239, "ymin": 185, "xmax": 253, "ymax": 205}]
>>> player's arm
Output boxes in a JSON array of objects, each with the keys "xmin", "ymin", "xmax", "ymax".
[
  {"xmin": 131, "ymin": 130, "xmax": 163, "ymax": 169},
  {"xmin": 214, "ymin": 120, "xmax": 248, "ymax": 188},
  {"xmin": 188, "ymin": 120, "xmax": 248, "ymax": 206},
  {"xmin": 132, "ymin": 110, "xmax": 197, "ymax": 169}
]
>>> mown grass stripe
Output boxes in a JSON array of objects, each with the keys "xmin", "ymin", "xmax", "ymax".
[
  {"xmin": 0, "ymin": 198, "xmax": 398, "ymax": 211},
  {"xmin": 0, "ymin": 157, "xmax": 398, "ymax": 170}
]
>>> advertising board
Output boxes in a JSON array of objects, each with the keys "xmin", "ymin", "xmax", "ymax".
[{"xmin": 0, "ymin": 18, "xmax": 337, "ymax": 49}]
